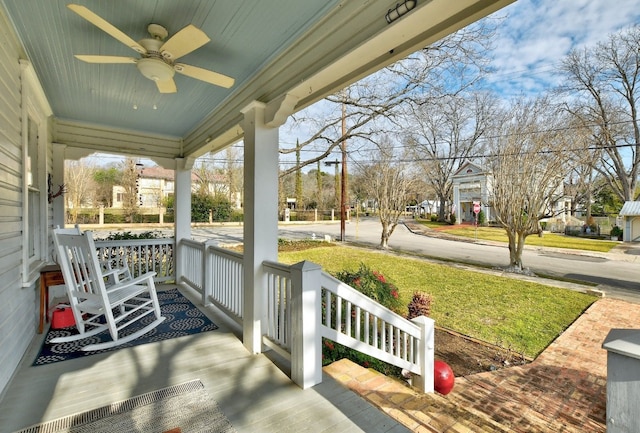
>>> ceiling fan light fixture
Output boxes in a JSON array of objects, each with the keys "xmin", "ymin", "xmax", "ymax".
[{"xmin": 136, "ymin": 58, "xmax": 175, "ymax": 82}]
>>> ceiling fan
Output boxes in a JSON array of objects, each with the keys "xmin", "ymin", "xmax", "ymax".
[{"xmin": 67, "ymin": 3, "xmax": 234, "ymax": 93}]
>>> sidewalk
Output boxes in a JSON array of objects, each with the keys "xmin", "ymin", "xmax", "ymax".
[{"xmin": 325, "ymin": 296, "xmax": 640, "ymax": 432}]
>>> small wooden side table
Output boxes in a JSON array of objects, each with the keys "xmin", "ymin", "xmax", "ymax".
[{"xmin": 39, "ymin": 264, "xmax": 65, "ymax": 334}]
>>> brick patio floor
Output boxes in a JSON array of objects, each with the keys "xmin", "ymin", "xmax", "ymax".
[{"xmin": 324, "ymin": 297, "xmax": 640, "ymax": 432}]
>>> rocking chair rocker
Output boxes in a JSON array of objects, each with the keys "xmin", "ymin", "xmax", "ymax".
[{"xmin": 51, "ymin": 229, "xmax": 165, "ymax": 351}]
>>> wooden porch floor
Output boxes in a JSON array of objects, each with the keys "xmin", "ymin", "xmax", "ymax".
[{"xmin": 0, "ymin": 286, "xmax": 409, "ymax": 433}]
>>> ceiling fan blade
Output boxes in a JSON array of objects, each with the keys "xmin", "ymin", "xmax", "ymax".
[
  {"xmin": 67, "ymin": 4, "xmax": 146, "ymax": 54},
  {"xmin": 160, "ymin": 25, "xmax": 210, "ymax": 61},
  {"xmin": 156, "ymin": 78, "xmax": 177, "ymax": 94},
  {"xmin": 75, "ymin": 55, "xmax": 137, "ymax": 64},
  {"xmin": 174, "ymin": 63, "xmax": 234, "ymax": 88}
]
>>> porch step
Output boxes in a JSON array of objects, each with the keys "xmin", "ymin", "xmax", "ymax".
[{"xmin": 324, "ymin": 359, "xmax": 508, "ymax": 433}]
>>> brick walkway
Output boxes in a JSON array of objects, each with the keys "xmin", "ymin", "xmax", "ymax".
[{"xmin": 324, "ymin": 298, "xmax": 640, "ymax": 432}]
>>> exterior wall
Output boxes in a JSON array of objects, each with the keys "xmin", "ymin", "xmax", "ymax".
[
  {"xmin": 623, "ymin": 216, "xmax": 640, "ymax": 242},
  {"xmin": 0, "ymin": 8, "xmax": 34, "ymax": 395}
]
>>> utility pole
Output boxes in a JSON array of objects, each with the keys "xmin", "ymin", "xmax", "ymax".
[
  {"xmin": 340, "ymin": 93, "xmax": 348, "ymax": 242},
  {"xmin": 324, "ymin": 91, "xmax": 349, "ymax": 242}
]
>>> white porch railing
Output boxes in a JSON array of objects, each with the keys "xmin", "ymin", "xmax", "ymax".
[
  {"xmin": 179, "ymin": 238, "xmax": 244, "ymax": 324},
  {"xmin": 174, "ymin": 239, "xmax": 434, "ymax": 393},
  {"xmin": 320, "ymin": 272, "xmax": 434, "ymax": 392},
  {"xmin": 179, "ymin": 238, "xmax": 206, "ymax": 293},
  {"xmin": 263, "ymin": 261, "xmax": 293, "ymax": 353},
  {"xmin": 262, "ymin": 260, "xmax": 435, "ymax": 393},
  {"xmin": 94, "ymin": 238, "xmax": 175, "ymax": 283}
]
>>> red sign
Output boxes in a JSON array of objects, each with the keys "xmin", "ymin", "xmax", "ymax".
[{"xmin": 473, "ymin": 203, "xmax": 480, "ymax": 214}]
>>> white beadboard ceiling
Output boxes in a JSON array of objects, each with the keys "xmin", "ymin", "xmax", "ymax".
[{"xmin": 0, "ymin": 0, "xmax": 514, "ymax": 161}]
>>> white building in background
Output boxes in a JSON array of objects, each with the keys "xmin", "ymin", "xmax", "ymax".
[
  {"xmin": 451, "ymin": 161, "xmax": 570, "ymax": 224},
  {"xmin": 452, "ymin": 162, "xmax": 492, "ymax": 223},
  {"xmin": 112, "ymin": 166, "xmax": 236, "ymax": 209}
]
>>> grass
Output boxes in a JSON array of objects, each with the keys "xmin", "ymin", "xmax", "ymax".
[
  {"xmin": 279, "ymin": 245, "xmax": 596, "ymax": 358},
  {"xmin": 419, "ymin": 222, "xmax": 618, "ymax": 253}
]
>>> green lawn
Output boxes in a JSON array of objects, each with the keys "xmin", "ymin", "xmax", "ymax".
[
  {"xmin": 279, "ymin": 245, "xmax": 596, "ymax": 358},
  {"xmin": 419, "ymin": 222, "xmax": 618, "ymax": 253}
]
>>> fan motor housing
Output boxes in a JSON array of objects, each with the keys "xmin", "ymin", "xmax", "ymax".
[{"xmin": 137, "ymin": 58, "xmax": 175, "ymax": 82}]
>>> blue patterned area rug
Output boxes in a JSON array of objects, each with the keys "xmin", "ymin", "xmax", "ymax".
[{"xmin": 34, "ymin": 288, "xmax": 218, "ymax": 366}]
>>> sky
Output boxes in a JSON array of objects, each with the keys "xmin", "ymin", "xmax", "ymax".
[
  {"xmin": 483, "ymin": 0, "xmax": 640, "ymax": 97},
  {"xmin": 278, "ymin": 0, "xmax": 640, "ymax": 169}
]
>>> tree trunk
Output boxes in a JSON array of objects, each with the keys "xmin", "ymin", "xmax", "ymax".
[
  {"xmin": 380, "ymin": 221, "xmax": 390, "ymax": 249},
  {"xmin": 507, "ymin": 231, "xmax": 525, "ymax": 270},
  {"xmin": 438, "ymin": 196, "xmax": 447, "ymax": 222}
]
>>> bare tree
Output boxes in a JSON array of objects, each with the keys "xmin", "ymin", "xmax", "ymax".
[
  {"xmin": 223, "ymin": 147, "xmax": 243, "ymax": 208},
  {"xmin": 355, "ymin": 138, "xmax": 419, "ymax": 249},
  {"xmin": 65, "ymin": 159, "xmax": 96, "ymax": 223},
  {"xmin": 563, "ymin": 120, "xmax": 603, "ymax": 219},
  {"xmin": 559, "ymin": 26, "xmax": 640, "ymax": 203},
  {"xmin": 406, "ymin": 91, "xmax": 494, "ymax": 221},
  {"xmin": 193, "ymin": 154, "xmax": 226, "ymax": 196},
  {"xmin": 280, "ymin": 19, "xmax": 498, "ymax": 177},
  {"xmin": 120, "ymin": 158, "xmax": 139, "ymax": 222},
  {"xmin": 488, "ymin": 98, "xmax": 569, "ymax": 271}
]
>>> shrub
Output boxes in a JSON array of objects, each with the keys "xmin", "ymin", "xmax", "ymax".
[
  {"xmin": 610, "ymin": 225, "xmax": 623, "ymax": 239},
  {"xmin": 335, "ymin": 263, "xmax": 403, "ymax": 314},
  {"xmin": 477, "ymin": 209, "xmax": 486, "ymax": 225},
  {"xmin": 430, "ymin": 214, "xmax": 438, "ymax": 222},
  {"xmin": 450, "ymin": 212, "xmax": 457, "ymax": 225},
  {"xmin": 322, "ymin": 263, "xmax": 406, "ymax": 378},
  {"xmin": 100, "ymin": 230, "xmax": 165, "ymax": 240},
  {"xmin": 407, "ymin": 291, "xmax": 432, "ymax": 320}
]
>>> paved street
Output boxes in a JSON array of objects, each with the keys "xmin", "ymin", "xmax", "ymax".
[{"xmin": 91, "ymin": 217, "xmax": 640, "ymax": 302}]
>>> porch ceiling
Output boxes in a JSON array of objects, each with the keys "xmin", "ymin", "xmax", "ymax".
[{"xmin": 1, "ymin": 0, "xmax": 514, "ymax": 166}]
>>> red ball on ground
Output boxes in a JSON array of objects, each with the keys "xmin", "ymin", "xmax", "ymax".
[{"xmin": 434, "ymin": 360, "xmax": 455, "ymax": 395}]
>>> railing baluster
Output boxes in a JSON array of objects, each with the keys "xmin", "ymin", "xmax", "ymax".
[
  {"xmin": 355, "ymin": 306, "xmax": 361, "ymax": 341},
  {"xmin": 364, "ymin": 311, "xmax": 370, "ymax": 345}
]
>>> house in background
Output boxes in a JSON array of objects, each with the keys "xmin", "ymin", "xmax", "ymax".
[
  {"xmin": 452, "ymin": 161, "xmax": 571, "ymax": 225},
  {"xmin": 112, "ymin": 166, "xmax": 234, "ymax": 209},
  {"xmin": 619, "ymin": 201, "xmax": 640, "ymax": 242},
  {"xmin": 452, "ymin": 162, "xmax": 493, "ymax": 222}
]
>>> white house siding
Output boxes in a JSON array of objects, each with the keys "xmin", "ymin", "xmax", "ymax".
[
  {"xmin": 620, "ymin": 201, "xmax": 640, "ymax": 242},
  {"xmin": 0, "ymin": 8, "xmax": 37, "ymax": 395}
]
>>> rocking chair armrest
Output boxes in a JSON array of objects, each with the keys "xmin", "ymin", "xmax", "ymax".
[
  {"xmin": 102, "ymin": 266, "xmax": 129, "ymax": 279},
  {"xmin": 100, "ymin": 261, "xmax": 131, "ymax": 277},
  {"xmin": 105, "ymin": 271, "xmax": 158, "ymax": 293}
]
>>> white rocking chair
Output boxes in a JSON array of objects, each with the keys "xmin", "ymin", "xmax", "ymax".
[{"xmin": 51, "ymin": 229, "xmax": 165, "ymax": 351}]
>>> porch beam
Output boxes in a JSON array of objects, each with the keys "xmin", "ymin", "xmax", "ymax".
[{"xmin": 241, "ymin": 101, "xmax": 279, "ymax": 354}]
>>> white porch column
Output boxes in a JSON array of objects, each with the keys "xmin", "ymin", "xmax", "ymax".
[
  {"xmin": 241, "ymin": 101, "xmax": 279, "ymax": 354},
  {"xmin": 452, "ymin": 184, "xmax": 460, "ymax": 220},
  {"xmin": 174, "ymin": 158, "xmax": 192, "ymax": 283}
]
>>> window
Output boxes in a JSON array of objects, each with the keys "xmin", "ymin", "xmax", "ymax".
[
  {"xmin": 21, "ymin": 60, "xmax": 50, "ymax": 286},
  {"xmin": 27, "ymin": 117, "xmax": 40, "ymax": 260}
]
